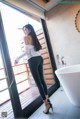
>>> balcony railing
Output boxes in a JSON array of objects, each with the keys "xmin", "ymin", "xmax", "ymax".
[
  {"xmin": 0, "ymin": 29, "xmax": 55, "ymax": 106},
  {"xmin": 0, "ymin": 63, "xmax": 30, "ymax": 105}
]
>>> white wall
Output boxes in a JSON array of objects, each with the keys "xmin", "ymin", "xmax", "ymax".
[{"xmin": 45, "ymin": 4, "xmax": 80, "ymax": 68}]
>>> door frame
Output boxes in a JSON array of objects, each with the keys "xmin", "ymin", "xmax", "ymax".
[
  {"xmin": 0, "ymin": 13, "xmax": 23, "ymax": 118},
  {"xmin": 0, "ymin": 2, "xmax": 60, "ymax": 118}
]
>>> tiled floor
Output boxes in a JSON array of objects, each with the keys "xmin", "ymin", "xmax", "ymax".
[{"xmin": 29, "ymin": 87, "xmax": 80, "ymax": 119}]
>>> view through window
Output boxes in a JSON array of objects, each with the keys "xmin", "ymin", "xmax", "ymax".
[{"xmin": 0, "ymin": 2, "xmax": 55, "ymax": 118}]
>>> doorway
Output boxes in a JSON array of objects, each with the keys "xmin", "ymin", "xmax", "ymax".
[{"xmin": 0, "ymin": 2, "xmax": 59, "ymax": 118}]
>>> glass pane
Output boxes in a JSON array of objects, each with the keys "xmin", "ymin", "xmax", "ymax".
[
  {"xmin": 0, "ymin": 3, "xmax": 40, "ymax": 110},
  {"xmin": 1, "ymin": 2, "xmax": 56, "ymax": 111},
  {"xmin": 0, "ymin": 48, "xmax": 14, "ymax": 119}
]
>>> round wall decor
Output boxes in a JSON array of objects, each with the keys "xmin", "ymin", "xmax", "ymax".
[{"xmin": 75, "ymin": 10, "xmax": 80, "ymax": 32}]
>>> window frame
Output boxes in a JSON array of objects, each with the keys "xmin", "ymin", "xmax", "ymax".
[{"xmin": 0, "ymin": 2, "xmax": 60, "ymax": 118}]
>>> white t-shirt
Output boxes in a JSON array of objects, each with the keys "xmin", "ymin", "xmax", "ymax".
[{"xmin": 16, "ymin": 44, "xmax": 41, "ymax": 61}]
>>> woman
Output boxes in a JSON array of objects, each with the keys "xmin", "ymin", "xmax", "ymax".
[{"xmin": 14, "ymin": 24, "xmax": 53, "ymax": 114}]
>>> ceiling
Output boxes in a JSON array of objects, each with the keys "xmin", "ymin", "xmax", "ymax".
[{"xmin": 26, "ymin": 0, "xmax": 63, "ymax": 12}]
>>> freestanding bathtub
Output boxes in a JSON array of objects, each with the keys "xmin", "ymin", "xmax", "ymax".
[{"xmin": 55, "ymin": 64, "xmax": 80, "ymax": 107}]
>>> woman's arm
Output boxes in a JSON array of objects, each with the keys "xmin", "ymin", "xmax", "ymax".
[
  {"xmin": 15, "ymin": 45, "xmax": 30, "ymax": 63},
  {"xmin": 15, "ymin": 36, "xmax": 30, "ymax": 63},
  {"xmin": 15, "ymin": 51, "xmax": 27, "ymax": 62}
]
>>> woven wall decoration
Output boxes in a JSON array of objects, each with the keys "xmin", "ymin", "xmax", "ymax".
[
  {"xmin": 42, "ymin": 0, "xmax": 50, "ymax": 3},
  {"xmin": 75, "ymin": 10, "xmax": 80, "ymax": 32}
]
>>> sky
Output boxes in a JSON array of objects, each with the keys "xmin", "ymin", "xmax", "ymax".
[{"xmin": 0, "ymin": 2, "xmax": 42, "ymax": 63}]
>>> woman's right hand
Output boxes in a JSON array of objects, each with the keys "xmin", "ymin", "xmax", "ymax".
[{"xmin": 14, "ymin": 60, "xmax": 18, "ymax": 65}]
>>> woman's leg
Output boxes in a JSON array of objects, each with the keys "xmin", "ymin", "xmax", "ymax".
[
  {"xmin": 28, "ymin": 57, "xmax": 53, "ymax": 113},
  {"xmin": 28, "ymin": 57, "xmax": 46, "ymax": 100},
  {"xmin": 38, "ymin": 57, "xmax": 50, "ymax": 102}
]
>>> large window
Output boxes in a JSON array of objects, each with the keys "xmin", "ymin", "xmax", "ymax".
[
  {"xmin": 0, "ymin": 2, "xmax": 57, "ymax": 118},
  {"xmin": 0, "ymin": 2, "xmax": 42, "ymax": 107},
  {"xmin": 0, "ymin": 47, "xmax": 14, "ymax": 119}
]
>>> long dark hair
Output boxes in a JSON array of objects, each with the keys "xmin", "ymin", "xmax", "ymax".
[{"xmin": 23, "ymin": 24, "xmax": 42, "ymax": 51}]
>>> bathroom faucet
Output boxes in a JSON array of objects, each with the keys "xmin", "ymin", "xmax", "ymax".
[{"xmin": 61, "ymin": 56, "xmax": 66, "ymax": 65}]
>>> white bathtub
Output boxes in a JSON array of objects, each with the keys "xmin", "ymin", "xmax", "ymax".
[{"xmin": 55, "ymin": 64, "xmax": 80, "ymax": 107}]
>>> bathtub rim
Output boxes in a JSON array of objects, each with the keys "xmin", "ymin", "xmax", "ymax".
[{"xmin": 55, "ymin": 64, "xmax": 80, "ymax": 75}]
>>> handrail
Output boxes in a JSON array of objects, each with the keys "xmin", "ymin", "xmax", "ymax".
[
  {"xmin": 14, "ymin": 70, "xmax": 28, "ymax": 76},
  {"xmin": 0, "ymin": 63, "xmax": 29, "ymax": 90},
  {"xmin": 12, "ymin": 62, "xmax": 28, "ymax": 67},
  {"xmin": 0, "ymin": 63, "xmax": 28, "ymax": 70},
  {"xmin": 0, "ymin": 63, "xmax": 28, "ymax": 78},
  {"xmin": 0, "ymin": 78, "xmax": 28, "ymax": 92},
  {"xmin": 0, "ymin": 70, "xmax": 28, "ymax": 81},
  {"xmin": 0, "ymin": 77, "xmax": 7, "ymax": 81}
]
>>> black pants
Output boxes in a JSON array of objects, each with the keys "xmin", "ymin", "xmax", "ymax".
[{"xmin": 28, "ymin": 56, "xmax": 48, "ymax": 100}]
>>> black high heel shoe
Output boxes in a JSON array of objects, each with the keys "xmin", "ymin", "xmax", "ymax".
[{"xmin": 43, "ymin": 102, "xmax": 53, "ymax": 114}]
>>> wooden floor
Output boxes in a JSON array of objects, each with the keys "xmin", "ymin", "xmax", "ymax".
[
  {"xmin": 0, "ymin": 86, "xmax": 39, "ymax": 119},
  {"xmin": 29, "ymin": 87, "xmax": 80, "ymax": 119}
]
